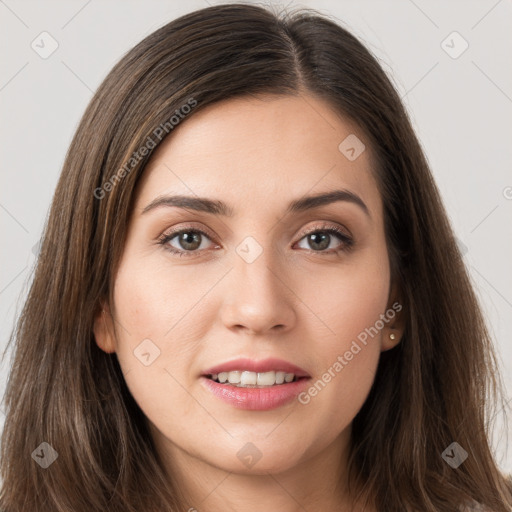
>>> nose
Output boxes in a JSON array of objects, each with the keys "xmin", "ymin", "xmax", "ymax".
[{"xmin": 219, "ymin": 243, "xmax": 297, "ymax": 336}]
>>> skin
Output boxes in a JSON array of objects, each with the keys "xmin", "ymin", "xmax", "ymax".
[{"xmin": 94, "ymin": 93, "xmax": 404, "ymax": 512}]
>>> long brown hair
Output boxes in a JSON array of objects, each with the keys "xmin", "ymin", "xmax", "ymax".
[{"xmin": 1, "ymin": 3, "xmax": 510, "ymax": 511}]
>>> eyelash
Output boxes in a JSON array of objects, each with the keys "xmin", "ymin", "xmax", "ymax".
[{"xmin": 157, "ymin": 223, "xmax": 354, "ymax": 258}]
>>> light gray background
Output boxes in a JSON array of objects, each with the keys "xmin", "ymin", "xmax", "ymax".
[{"xmin": 1, "ymin": 0, "xmax": 511, "ymax": 473}]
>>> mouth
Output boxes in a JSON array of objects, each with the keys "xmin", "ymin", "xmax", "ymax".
[
  {"xmin": 200, "ymin": 360, "xmax": 312, "ymax": 410},
  {"xmin": 204, "ymin": 370, "xmax": 307, "ymax": 388},
  {"xmin": 200, "ymin": 357, "xmax": 311, "ymax": 389}
]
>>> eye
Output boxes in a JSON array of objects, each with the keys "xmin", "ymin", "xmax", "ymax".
[
  {"xmin": 157, "ymin": 226, "xmax": 218, "ymax": 257},
  {"xmin": 294, "ymin": 224, "xmax": 354, "ymax": 254},
  {"xmin": 157, "ymin": 222, "xmax": 354, "ymax": 258}
]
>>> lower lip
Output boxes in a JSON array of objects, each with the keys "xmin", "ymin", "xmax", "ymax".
[{"xmin": 200, "ymin": 376, "xmax": 311, "ymax": 411}]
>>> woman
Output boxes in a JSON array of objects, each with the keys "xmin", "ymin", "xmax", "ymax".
[{"xmin": 1, "ymin": 3, "xmax": 511, "ymax": 511}]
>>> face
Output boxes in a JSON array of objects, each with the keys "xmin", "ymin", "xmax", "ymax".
[{"xmin": 94, "ymin": 93, "xmax": 403, "ymax": 480}]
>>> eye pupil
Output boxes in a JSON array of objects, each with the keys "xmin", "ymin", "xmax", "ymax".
[
  {"xmin": 180, "ymin": 232, "xmax": 201, "ymax": 250},
  {"xmin": 308, "ymin": 232, "xmax": 329, "ymax": 251}
]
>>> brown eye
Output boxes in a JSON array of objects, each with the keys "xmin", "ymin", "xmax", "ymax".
[
  {"xmin": 158, "ymin": 228, "xmax": 217, "ymax": 257},
  {"xmin": 295, "ymin": 226, "xmax": 353, "ymax": 254}
]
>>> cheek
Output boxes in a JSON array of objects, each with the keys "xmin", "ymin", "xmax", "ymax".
[
  {"xmin": 294, "ymin": 304, "xmax": 385, "ymax": 444},
  {"xmin": 112, "ymin": 252, "xmax": 216, "ymax": 352},
  {"xmin": 293, "ymin": 248, "xmax": 389, "ymax": 420},
  {"xmin": 294, "ymin": 245, "xmax": 390, "ymax": 347},
  {"xmin": 109, "ymin": 256, "xmax": 206, "ymax": 420}
]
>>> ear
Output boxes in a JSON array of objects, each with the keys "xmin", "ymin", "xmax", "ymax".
[
  {"xmin": 381, "ymin": 279, "xmax": 406, "ymax": 351},
  {"xmin": 93, "ymin": 301, "xmax": 116, "ymax": 354}
]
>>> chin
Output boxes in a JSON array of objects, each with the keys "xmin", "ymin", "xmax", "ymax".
[{"xmin": 199, "ymin": 436, "xmax": 309, "ymax": 475}]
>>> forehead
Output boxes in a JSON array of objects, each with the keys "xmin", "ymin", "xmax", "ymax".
[{"xmin": 135, "ymin": 93, "xmax": 382, "ymax": 220}]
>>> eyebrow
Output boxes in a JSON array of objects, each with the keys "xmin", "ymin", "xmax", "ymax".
[{"xmin": 141, "ymin": 189, "xmax": 370, "ymax": 219}]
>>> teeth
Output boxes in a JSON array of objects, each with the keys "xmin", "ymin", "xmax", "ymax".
[
  {"xmin": 241, "ymin": 371, "xmax": 257, "ymax": 386},
  {"xmin": 257, "ymin": 371, "xmax": 275, "ymax": 386},
  {"xmin": 209, "ymin": 370, "xmax": 297, "ymax": 387},
  {"xmin": 228, "ymin": 371, "xmax": 241, "ymax": 384}
]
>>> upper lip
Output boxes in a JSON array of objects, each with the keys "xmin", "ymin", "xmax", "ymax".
[{"xmin": 201, "ymin": 358, "xmax": 311, "ymax": 378}]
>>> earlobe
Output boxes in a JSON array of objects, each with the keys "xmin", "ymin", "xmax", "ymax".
[
  {"xmin": 382, "ymin": 280, "xmax": 406, "ymax": 351},
  {"xmin": 93, "ymin": 304, "xmax": 116, "ymax": 354},
  {"xmin": 382, "ymin": 329, "xmax": 402, "ymax": 351}
]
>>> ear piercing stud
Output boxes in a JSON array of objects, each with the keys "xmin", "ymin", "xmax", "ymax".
[{"xmin": 389, "ymin": 333, "xmax": 396, "ymax": 340}]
